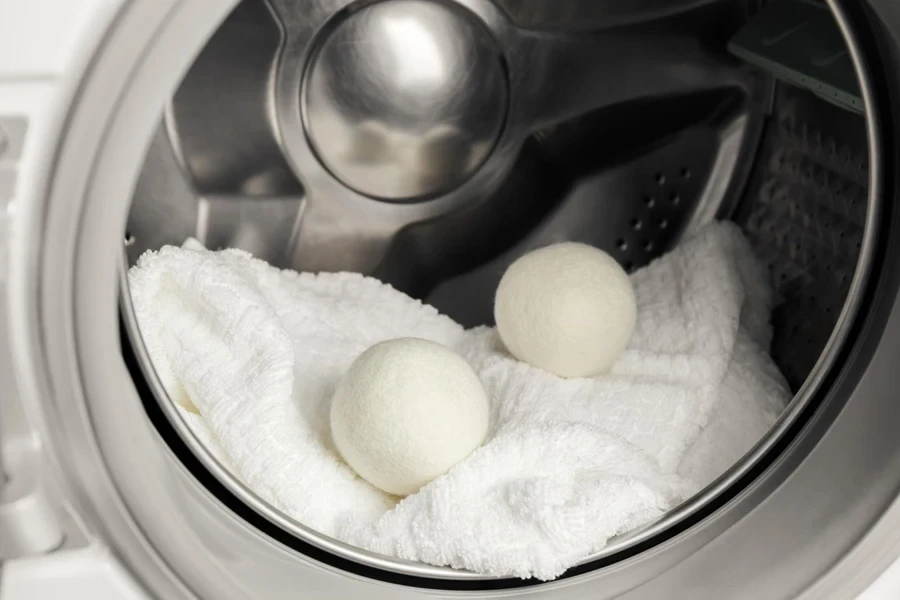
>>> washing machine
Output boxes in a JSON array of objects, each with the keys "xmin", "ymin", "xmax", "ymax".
[{"xmin": 4, "ymin": 0, "xmax": 900, "ymax": 597}]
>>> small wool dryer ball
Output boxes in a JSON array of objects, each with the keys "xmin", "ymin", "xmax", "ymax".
[
  {"xmin": 330, "ymin": 338, "xmax": 490, "ymax": 496},
  {"xmin": 494, "ymin": 242, "xmax": 637, "ymax": 378}
]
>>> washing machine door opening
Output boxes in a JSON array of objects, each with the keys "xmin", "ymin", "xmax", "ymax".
[
  {"xmin": 119, "ymin": 0, "xmax": 881, "ymax": 586},
  {"xmin": 12, "ymin": 0, "xmax": 900, "ymax": 596}
]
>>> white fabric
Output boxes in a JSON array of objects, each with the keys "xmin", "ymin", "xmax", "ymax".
[{"xmin": 128, "ymin": 221, "xmax": 790, "ymax": 580}]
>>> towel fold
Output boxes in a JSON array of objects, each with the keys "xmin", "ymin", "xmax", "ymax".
[{"xmin": 128, "ymin": 221, "xmax": 790, "ymax": 580}]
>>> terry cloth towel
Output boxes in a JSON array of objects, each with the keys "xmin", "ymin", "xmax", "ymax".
[{"xmin": 128, "ymin": 221, "xmax": 790, "ymax": 580}]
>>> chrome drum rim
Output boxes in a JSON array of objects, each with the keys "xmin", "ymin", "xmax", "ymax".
[{"xmin": 4, "ymin": 0, "xmax": 888, "ymax": 594}]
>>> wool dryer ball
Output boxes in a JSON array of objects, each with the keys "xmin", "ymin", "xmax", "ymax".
[
  {"xmin": 330, "ymin": 338, "xmax": 490, "ymax": 496},
  {"xmin": 494, "ymin": 242, "xmax": 637, "ymax": 378}
]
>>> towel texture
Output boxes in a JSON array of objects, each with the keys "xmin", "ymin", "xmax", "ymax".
[{"xmin": 128, "ymin": 221, "xmax": 790, "ymax": 580}]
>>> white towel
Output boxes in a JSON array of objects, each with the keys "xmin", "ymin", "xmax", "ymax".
[{"xmin": 128, "ymin": 221, "xmax": 790, "ymax": 580}]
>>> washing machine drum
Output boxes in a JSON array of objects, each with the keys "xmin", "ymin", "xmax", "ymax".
[{"xmin": 8, "ymin": 0, "xmax": 900, "ymax": 597}]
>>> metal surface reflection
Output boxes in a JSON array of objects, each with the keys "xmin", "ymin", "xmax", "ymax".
[{"xmin": 303, "ymin": 0, "xmax": 508, "ymax": 200}]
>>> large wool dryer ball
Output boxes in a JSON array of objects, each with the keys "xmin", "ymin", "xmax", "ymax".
[
  {"xmin": 494, "ymin": 242, "xmax": 637, "ymax": 378},
  {"xmin": 330, "ymin": 338, "xmax": 490, "ymax": 496}
]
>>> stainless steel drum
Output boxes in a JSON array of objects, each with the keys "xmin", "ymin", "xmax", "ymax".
[
  {"xmin": 122, "ymin": 0, "xmax": 874, "ymax": 581},
  {"xmin": 10, "ymin": 0, "xmax": 900, "ymax": 597}
]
